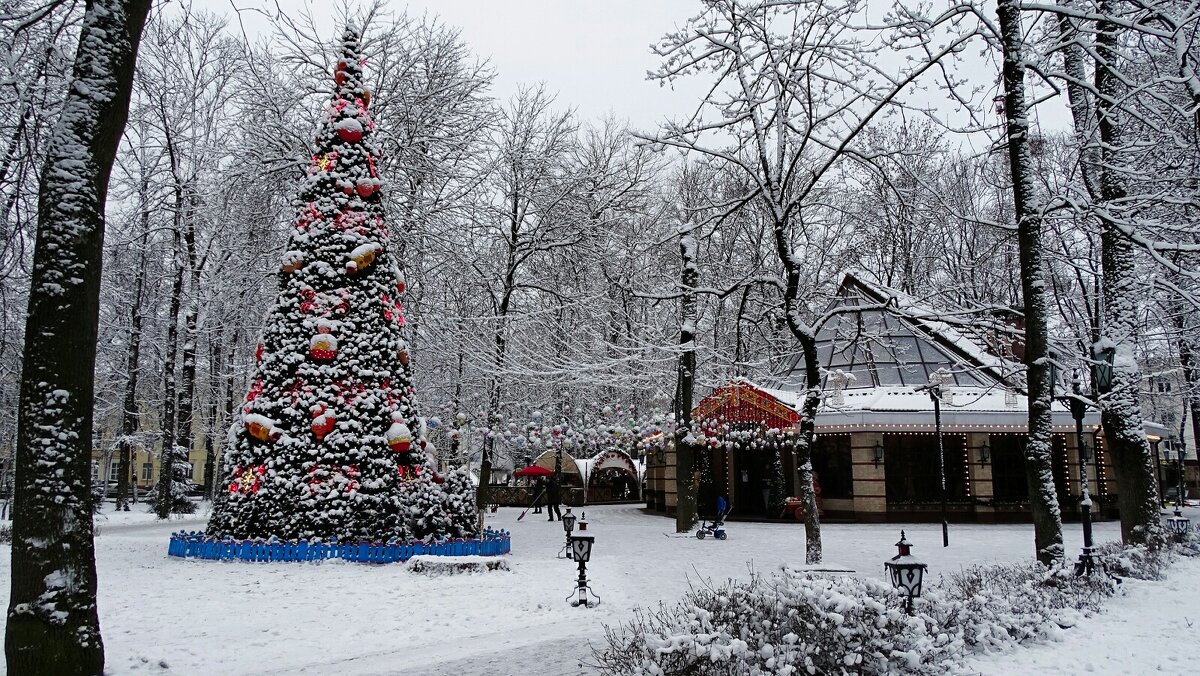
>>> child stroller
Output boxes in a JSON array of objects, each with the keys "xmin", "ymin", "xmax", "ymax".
[{"xmin": 696, "ymin": 497, "xmax": 729, "ymax": 540}]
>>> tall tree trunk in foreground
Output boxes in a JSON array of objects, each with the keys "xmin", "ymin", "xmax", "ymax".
[
  {"xmin": 6, "ymin": 2, "xmax": 151, "ymax": 673},
  {"xmin": 1092, "ymin": 0, "xmax": 1164, "ymax": 547},
  {"xmin": 674, "ymin": 230, "xmax": 698, "ymax": 533},
  {"xmin": 997, "ymin": 0, "xmax": 1065, "ymax": 565}
]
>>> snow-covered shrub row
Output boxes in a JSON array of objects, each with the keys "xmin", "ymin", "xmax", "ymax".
[
  {"xmin": 1094, "ymin": 540, "xmax": 1175, "ymax": 580},
  {"xmin": 406, "ymin": 555, "xmax": 510, "ymax": 575},
  {"xmin": 592, "ymin": 555, "xmax": 1142, "ymax": 675}
]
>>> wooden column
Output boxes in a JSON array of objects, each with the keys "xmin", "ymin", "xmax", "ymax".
[
  {"xmin": 850, "ymin": 432, "xmax": 887, "ymax": 522},
  {"xmin": 968, "ymin": 432, "xmax": 995, "ymax": 523}
]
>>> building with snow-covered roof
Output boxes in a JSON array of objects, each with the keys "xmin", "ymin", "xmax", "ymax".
[{"xmin": 644, "ymin": 273, "xmax": 1167, "ymax": 523}]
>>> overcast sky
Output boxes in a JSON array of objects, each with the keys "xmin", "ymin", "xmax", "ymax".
[{"xmin": 215, "ymin": 0, "xmax": 708, "ymax": 133}]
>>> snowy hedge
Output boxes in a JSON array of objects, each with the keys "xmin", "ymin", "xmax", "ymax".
[
  {"xmin": 593, "ymin": 553, "xmax": 1154, "ymax": 675},
  {"xmin": 406, "ymin": 555, "xmax": 511, "ymax": 575}
]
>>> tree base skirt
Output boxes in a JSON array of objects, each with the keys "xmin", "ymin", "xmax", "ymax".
[{"xmin": 166, "ymin": 528, "xmax": 510, "ymax": 564}]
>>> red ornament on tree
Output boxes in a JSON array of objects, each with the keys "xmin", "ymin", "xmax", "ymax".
[
  {"xmin": 387, "ymin": 412, "xmax": 413, "ymax": 453},
  {"xmin": 356, "ymin": 179, "xmax": 379, "ymax": 198},
  {"xmin": 335, "ymin": 117, "xmax": 363, "ymax": 143},
  {"xmin": 311, "ymin": 403, "xmax": 336, "ymax": 441},
  {"xmin": 310, "ymin": 321, "xmax": 338, "ymax": 361}
]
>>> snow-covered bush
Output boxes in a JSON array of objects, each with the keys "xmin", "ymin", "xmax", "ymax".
[
  {"xmin": 142, "ymin": 485, "xmax": 197, "ymax": 515},
  {"xmin": 593, "ymin": 555, "xmax": 1136, "ymax": 675},
  {"xmin": 406, "ymin": 555, "xmax": 509, "ymax": 575},
  {"xmin": 1094, "ymin": 540, "xmax": 1173, "ymax": 580}
]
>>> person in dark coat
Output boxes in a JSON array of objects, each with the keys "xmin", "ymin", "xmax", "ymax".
[
  {"xmin": 546, "ymin": 475, "xmax": 562, "ymax": 521},
  {"xmin": 531, "ymin": 476, "xmax": 545, "ymax": 514}
]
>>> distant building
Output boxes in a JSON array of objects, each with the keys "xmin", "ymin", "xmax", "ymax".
[{"xmin": 644, "ymin": 273, "xmax": 1168, "ymax": 522}]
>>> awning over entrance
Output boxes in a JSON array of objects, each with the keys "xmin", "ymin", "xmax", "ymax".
[{"xmin": 693, "ymin": 378, "xmax": 800, "ymax": 429}]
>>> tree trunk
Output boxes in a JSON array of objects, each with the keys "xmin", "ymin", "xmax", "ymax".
[
  {"xmin": 793, "ymin": 332, "xmax": 823, "ymax": 564},
  {"xmin": 1094, "ymin": 1, "xmax": 1164, "ymax": 547},
  {"xmin": 675, "ymin": 231, "xmax": 698, "ymax": 533},
  {"xmin": 997, "ymin": 0, "xmax": 1066, "ymax": 565},
  {"xmin": 172, "ymin": 211, "xmax": 200, "ymax": 505},
  {"xmin": 115, "ymin": 237, "xmax": 146, "ymax": 512},
  {"xmin": 155, "ymin": 226, "xmax": 184, "ymax": 519},
  {"xmin": 6, "ymin": 2, "xmax": 151, "ymax": 674},
  {"xmin": 771, "ymin": 216, "xmax": 823, "ymax": 564},
  {"xmin": 477, "ymin": 193, "xmax": 522, "ymax": 519},
  {"xmin": 204, "ymin": 331, "xmax": 221, "ymax": 501}
]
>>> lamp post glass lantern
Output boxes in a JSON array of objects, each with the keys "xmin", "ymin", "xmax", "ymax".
[
  {"xmin": 567, "ymin": 534, "xmax": 599, "ymax": 607},
  {"xmin": 558, "ymin": 508, "xmax": 577, "ymax": 559},
  {"xmin": 884, "ymin": 530, "xmax": 927, "ymax": 614},
  {"xmin": 979, "ymin": 443, "xmax": 991, "ymax": 464},
  {"xmin": 872, "ymin": 441, "xmax": 884, "ymax": 467},
  {"xmin": 570, "ymin": 534, "xmax": 594, "ymax": 562}
]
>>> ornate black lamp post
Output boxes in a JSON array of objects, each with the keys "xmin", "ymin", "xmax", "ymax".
[
  {"xmin": 1172, "ymin": 435, "xmax": 1187, "ymax": 510},
  {"xmin": 1066, "ymin": 376, "xmax": 1097, "ymax": 576},
  {"xmin": 1049, "ymin": 355, "xmax": 1105, "ymax": 577},
  {"xmin": 917, "ymin": 370, "xmax": 951, "ymax": 547},
  {"xmin": 884, "ymin": 531, "xmax": 927, "ymax": 614},
  {"xmin": 1152, "ymin": 437, "xmax": 1166, "ymax": 509},
  {"xmin": 559, "ymin": 508, "xmax": 577, "ymax": 559},
  {"xmin": 1166, "ymin": 435, "xmax": 1190, "ymax": 541},
  {"xmin": 1164, "ymin": 444, "xmax": 1176, "ymax": 504},
  {"xmin": 567, "ymin": 533, "xmax": 599, "ymax": 607}
]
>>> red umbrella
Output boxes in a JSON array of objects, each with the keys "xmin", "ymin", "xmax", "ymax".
[{"xmin": 513, "ymin": 465, "xmax": 554, "ymax": 477}]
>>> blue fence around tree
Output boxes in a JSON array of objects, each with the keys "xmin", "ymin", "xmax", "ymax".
[{"xmin": 167, "ymin": 528, "xmax": 511, "ymax": 564}]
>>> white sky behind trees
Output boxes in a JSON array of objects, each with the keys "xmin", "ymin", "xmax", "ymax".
[{"xmin": 216, "ymin": 0, "xmax": 708, "ymax": 131}]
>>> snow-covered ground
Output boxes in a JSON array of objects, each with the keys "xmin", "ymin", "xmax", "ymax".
[{"xmin": 0, "ymin": 504, "xmax": 1195, "ymax": 675}]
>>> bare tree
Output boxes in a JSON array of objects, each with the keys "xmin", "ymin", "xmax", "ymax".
[
  {"xmin": 644, "ymin": 0, "xmax": 979, "ymax": 563},
  {"xmin": 996, "ymin": 0, "xmax": 1067, "ymax": 564}
]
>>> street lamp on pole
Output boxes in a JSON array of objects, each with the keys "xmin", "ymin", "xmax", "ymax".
[
  {"xmin": 1164, "ymin": 438, "xmax": 1186, "ymax": 510},
  {"xmin": 1064, "ymin": 374, "xmax": 1096, "ymax": 576},
  {"xmin": 1152, "ymin": 436, "xmax": 1166, "ymax": 508},
  {"xmin": 917, "ymin": 370, "xmax": 951, "ymax": 548},
  {"xmin": 1173, "ymin": 430, "xmax": 1187, "ymax": 510}
]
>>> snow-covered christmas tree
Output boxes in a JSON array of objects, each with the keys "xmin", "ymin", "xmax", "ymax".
[{"xmin": 208, "ymin": 27, "xmax": 474, "ymax": 542}]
